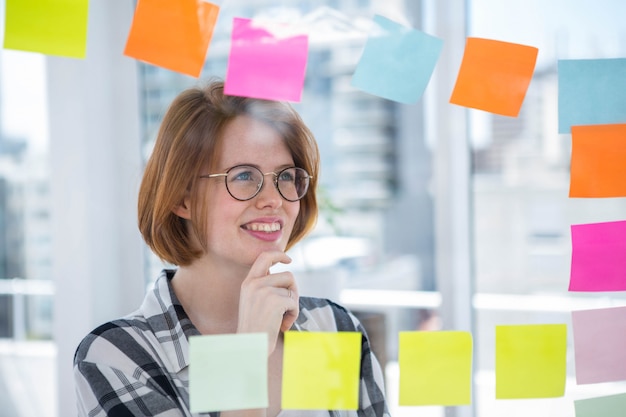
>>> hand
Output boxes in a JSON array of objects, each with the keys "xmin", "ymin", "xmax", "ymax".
[{"xmin": 237, "ymin": 251, "xmax": 299, "ymax": 354}]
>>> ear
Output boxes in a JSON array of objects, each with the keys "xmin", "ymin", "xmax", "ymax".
[{"xmin": 172, "ymin": 195, "xmax": 192, "ymax": 220}]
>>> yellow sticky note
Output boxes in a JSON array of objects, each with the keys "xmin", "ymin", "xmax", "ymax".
[
  {"xmin": 495, "ymin": 324, "xmax": 567, "ymax": 399},
  {"xmin": 399, "ymin": 331, "xmax": 473, "ymax": 406},
  {"xmin": 189, "ymin": 333, "xmax": 268, "ymax": 413},
  {"xmin": 282, "ymin": 331, "xmax": 361, "ymax": 410},
  {"xmin": 4, "ymin": 0, "xmax": 89, "ymax": 58}
]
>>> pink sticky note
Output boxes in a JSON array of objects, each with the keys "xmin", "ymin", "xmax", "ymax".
[
  {"xmin": 224, "ymin": 18, "xmax": 308, "ymax": 102},
  {"xmin": 572, "ymin": 306, "xmax": 626, "ymax": 384},
  {"xmin": 569, "ymin": 220, "xmax": 626, "ymax": 292}
]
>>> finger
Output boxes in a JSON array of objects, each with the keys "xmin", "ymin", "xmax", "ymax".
[
  {"xmin": 249, "ymin": 271, "xmax": 295, "ymax": 293},
  {"xmin": 281, "ymin": 282, "xmax": 299, "ymax": 332},
  {"xmin": 246, "ymin": 251, "xmax": 291, "ymax": 280},
  {"xmin": 281, "ymin": 293, "xmax": 299, "ymax": 332},
  {"xmin": 284, "ymin": 284, "xmax": 299, "ymax": 300}
]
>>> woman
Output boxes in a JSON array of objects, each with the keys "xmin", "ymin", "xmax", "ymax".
[{"xmin": 74, "ymin": 80, "xmax": 390, "ymax": 417}]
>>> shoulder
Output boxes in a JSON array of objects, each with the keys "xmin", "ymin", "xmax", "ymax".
[
  {"xmin": 74, "ymin": 317, "xmax": 151, "ymax": 366},
  {"xmin": 73, "ymin": 318, "xmax": 188, "ymax": 415}
]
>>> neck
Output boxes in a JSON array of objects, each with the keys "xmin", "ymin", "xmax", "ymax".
[{"xmin": 171, "ymin": 257, "xmax": 250, "ymax": 335}]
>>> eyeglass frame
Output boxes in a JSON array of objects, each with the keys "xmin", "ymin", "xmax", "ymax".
[{"xmin": 199, "ymin": 164, "xmax": 313, "ymax": 202}]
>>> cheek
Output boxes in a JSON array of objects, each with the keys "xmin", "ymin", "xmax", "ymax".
[
  {"xmin": 285, "ymin": 202, "xmax": 301, "ymax": 230},
  {"xmin": 203, "ymin": 191, "xmax": 238, "ymax": 235}
]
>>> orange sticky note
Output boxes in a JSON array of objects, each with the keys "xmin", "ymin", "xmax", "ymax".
[
  {"xmin": 124, "ymin": 0, "xmax": 219, "ymax": 77},
  {"xmin": 569, "ymin": 124, "xmax": 626, "ymax": 198},
  {"xmin": 450, "ymin": 37, "xmax": 538, "ymax": 117}
]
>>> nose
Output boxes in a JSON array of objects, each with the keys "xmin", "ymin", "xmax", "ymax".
[{"xmin": 255, "ymin": 173, "xmax": 282, "ymax": 208}]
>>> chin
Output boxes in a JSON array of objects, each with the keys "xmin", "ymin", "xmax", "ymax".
[{"xmin": 249, "ymin": 242, "xmax": 288, "ymax": 259}]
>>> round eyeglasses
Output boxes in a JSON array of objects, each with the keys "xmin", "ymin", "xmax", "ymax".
[{"xmin": 200, "ymin": 165, "xmax": 312, "ymax": 202}]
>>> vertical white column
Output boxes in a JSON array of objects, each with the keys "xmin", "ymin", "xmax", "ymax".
[
  {"xmin": 430, "ymin": 0, "xmax": 473, "ymax": 331},
  {"xmin": 426, "ymin": 0, "xmax": 475, "ymax": 416},
  {"xmin": 47, "ymin": 2, "xmax": 145, "ymax": 416}
]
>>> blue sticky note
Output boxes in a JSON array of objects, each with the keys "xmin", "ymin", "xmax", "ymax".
[
  {"xmin": 351, "ymin": 15, "xmax": 443, "ymax": 104},
  {"xmin": 558, "ymin": 58, "xmax": 626, "ymax": 133}
]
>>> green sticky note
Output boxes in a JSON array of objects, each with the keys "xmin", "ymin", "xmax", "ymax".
[
  {"xmin": 282, "ymin": 331, "xmax": 361, "ymax": 410},
  {"xmin": 574, "ymin": 393, "xmax": 626, "ymax": 417},
  {"xmin": 398, "ymin": 331, "xmax": 473, "ymax": 406},
  {"xmin": 495, "ymin": 324, "xmax": 567, "ymax": 399},
  {"xmin": 4, "ymin": 0, "xmax": 89, "ymax": 58},
  {"xmin": 189, "ymin": 333, "xmax": 268, "ymax": 413}
]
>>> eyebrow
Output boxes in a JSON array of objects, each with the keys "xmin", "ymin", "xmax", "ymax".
[{"xmin": 224, "ymin": 163, "xmax": 295, "ymax": 172}]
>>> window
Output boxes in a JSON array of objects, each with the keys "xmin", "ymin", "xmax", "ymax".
[
  {"xmin": 3, "ymin": 1, "xmax": 625, "ymax": 416},
  {"xmin": 470, "ymin": 0, "xmax": 626, "ymax": 415}
]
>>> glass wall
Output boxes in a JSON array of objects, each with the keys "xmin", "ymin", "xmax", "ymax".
[
  {"xmin": 469, "ymin": 1, "xmax": 626, "ymax": 416},
  {"xmin": 137, "ymin": 1, "xmax": 437, "ymax": 415},
  {"xmin": 0, "ymin": 40, "xmax": 54, "ymax": 416},
  {"xmin": 1, "ymin": 0, "xmax": 625, "ymax": 416},
  {"xmin": 139, "ymin": 0, "xmax": 435, "ymax": 367}
]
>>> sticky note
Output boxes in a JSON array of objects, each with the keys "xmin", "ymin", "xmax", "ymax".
[
  {"xmin": 123, "ymin": 0, "xmax": 219, "ymax": 77},
  {"xmin": 495, "ymin": 324, "xmax": 567, "ymax": 399},
  {"xmin": 450, "ymin": 37, "xmax": 538, "ymax": 117},
  {"xmin": 574, "ymin": 393, "xmax": 626, "ymax": 417},
  {"xmin": 570, "ymin": 124, "xmax": 626, "ymax": 198},
  {"xmin": 350, "ymin": 15, "xmax": 443, "ymax": 104},
  {"xmin": 569, "ymin": 220, "xmax": 626, "ymax": 292},
  {"xmin": 572, "ymin": 306, "xmax": 626, "ymax": 384},
  {"xmin": 282, "ymin": 331, "xmax": 361, "ymax": 410},
  {"xmin": 398, "ymin": 331, "xmax": 472, "ymax": 406},
  {"xmin": 3, "ymin": 0, "xmax": 88, "ymax": 58},
  {"xmin": 224, "ymin": 18, "xmax": 308, "ymax": 102},
  {"xmin": 558, "ymin": 58, "xmax": 626, "ymax": 133},
  {"xmin": 189, "ymin": 333, "xmax": 268, "ymax": 413}
]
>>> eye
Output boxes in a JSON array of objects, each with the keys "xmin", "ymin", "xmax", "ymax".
[
  {"xmin": 229, "ymin": 166, "xmax": 260, "ymax": 182},
  {"xmin": 233, "ymin": 171, "xmax": 254, "ymax": 181},
  {"xmin": 278, "ymin": 169, "xmax": 296, "ymax": 182}
]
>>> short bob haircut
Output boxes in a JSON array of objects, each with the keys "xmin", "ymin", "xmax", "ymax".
[{"xmin": 138, "ymin": 80, "xmax": 320, "ymax": 266}]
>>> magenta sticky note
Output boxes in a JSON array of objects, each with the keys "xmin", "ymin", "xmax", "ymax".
[
  {"xmin": 224, "ymin": 18, "xmax": 308, "ymax": 102},
  {"xmin": 572, "ymin": 306, "xmax": 626, "ymax": 384},
  {"xmin": 569, "ymin": 220, "xmax": 626, "ymax": 292}
]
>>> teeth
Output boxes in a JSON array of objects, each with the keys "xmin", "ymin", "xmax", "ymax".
[{"xmin": 246, "ymin": 222, "xmax": 281, "ymax": 232}]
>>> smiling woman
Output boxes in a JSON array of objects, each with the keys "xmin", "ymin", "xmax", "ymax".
[{"xmin": 73, "ymin": 80, "xmax": 391, "ymax": 417}]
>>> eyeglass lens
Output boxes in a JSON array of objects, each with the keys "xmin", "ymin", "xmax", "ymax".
[{"xmin": 225, "ymin": 166, "xmax": 309, "ymax": 201}]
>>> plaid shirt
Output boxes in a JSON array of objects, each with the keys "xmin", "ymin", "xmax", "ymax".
[{"xmin": 74, "ymin": 270, "xmax": 390, "ymax": 417}]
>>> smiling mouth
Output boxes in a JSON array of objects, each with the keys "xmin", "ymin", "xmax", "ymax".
[{"xmin": 242, "ymin": 222, "xmax": 282, "ymax": 233}]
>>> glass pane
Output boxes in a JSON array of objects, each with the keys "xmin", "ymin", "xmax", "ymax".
[
  {"xmin": 469, "ymin": 1, "xmax": 626, "ymax": 415},
  {"xmin": 138, "ymin": 2, "xmax": 434, "ymax": 415},
  {"xmin": 0, "ymin": 48, "xmax": 54, "ymax": 415}
]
